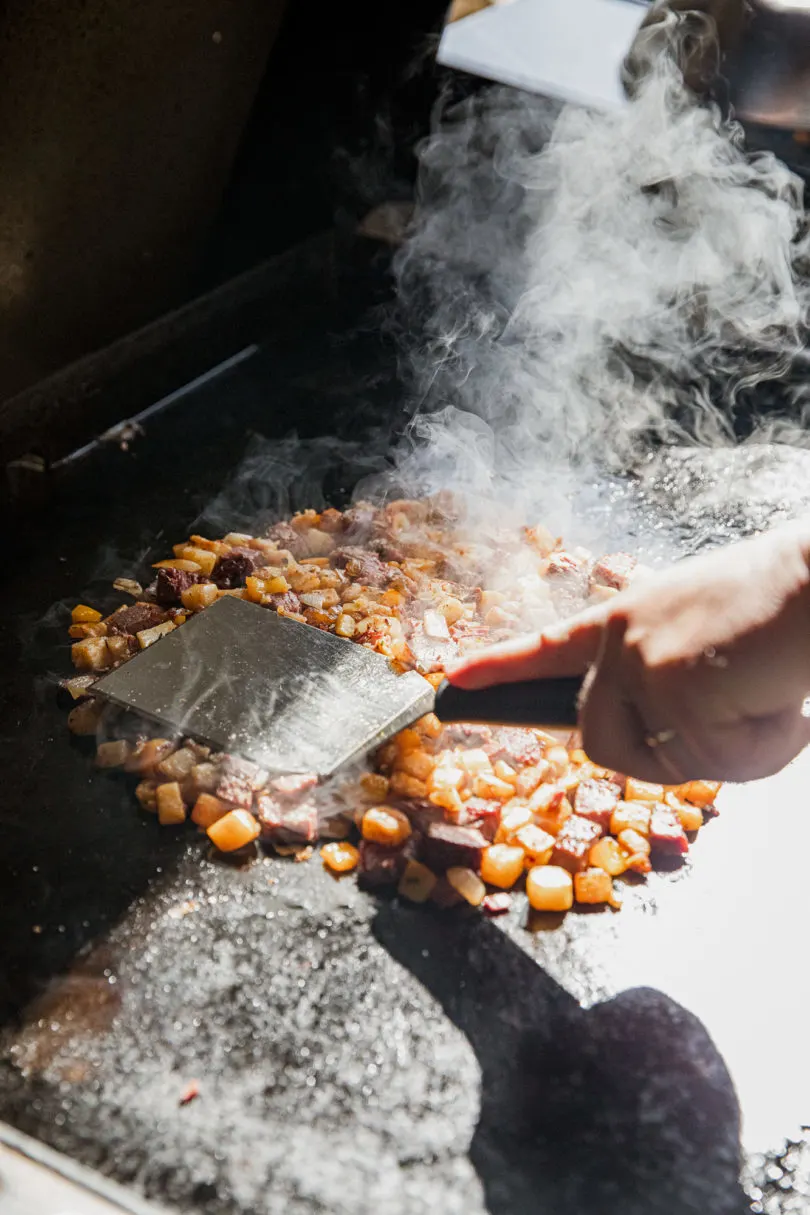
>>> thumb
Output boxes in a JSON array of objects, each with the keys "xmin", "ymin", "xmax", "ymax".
[{"xmin": 447, "ymin": 604, "xmax": 609, "ymax": 690}]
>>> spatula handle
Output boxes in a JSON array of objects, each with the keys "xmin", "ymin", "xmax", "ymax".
[{"xmin": 433, "ymin": 676, "xmax": 582, "ymax": 729}]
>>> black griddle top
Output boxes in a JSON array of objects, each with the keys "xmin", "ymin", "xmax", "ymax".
[{"xmin": 1, "ymin": 254, "xmax": 809, "ymax": 1215}]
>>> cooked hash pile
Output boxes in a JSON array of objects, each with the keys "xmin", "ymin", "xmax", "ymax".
[{"xmin": 63, "ymin": 497, "xmax": 720, "ymax": 917}]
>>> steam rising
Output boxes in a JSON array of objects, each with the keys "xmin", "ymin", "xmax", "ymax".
[{"xmin": 378, "ymin": 50, "xmax": 810, "ymax": 537}]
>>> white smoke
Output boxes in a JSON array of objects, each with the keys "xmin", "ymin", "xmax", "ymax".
[{"xmin": 380, "ymin": 45, "xmax": 810, "ymax": 541}]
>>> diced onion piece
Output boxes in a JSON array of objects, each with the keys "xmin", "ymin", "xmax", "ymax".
[
  {"xmin": 574, "ymin": 868, "xmax": 620, "ymax": 907},
  {"xmin": 677, "ymin": 779, "xmax": 721, "ymax": 809},
  {"xmin": 440, "ymin": 597, "xmax": 465, "ymax": 625},
  {"xmin": 398, "ymin": 859, "xmax": 437, "ymax": 903},
  {"xmin": 458, "ymin": 749, "xmax": 491, "ymax": 775},
  {"xmin": 181, "ymin": 583, "xmax": 219, "ymax": 612},
  {"xmin": 625, "ymin": 777, "xmax": 664, "ymax": 803},
  {"xmin": 153, "ymin": 559, "xmax": 202, "ymax": 573},
  {"xmin": 588, "ymin": 836, "xmax": 627, "ymax": 876},
  {"xmin": 321, "ymin": 841, "xmax": 360, "ymax": 873},
  {"xmin": 428, "ymin": 787, "xmax": 464, "ymax": 819},
  {"xmin": 480, "ymin": 844, "xmax": 525, "ymax": 889},
  {"xmin": 495, "ymin": 803, "xmax": 534, "ymax": 843},
  {"xmin": 137, "ymin": 621, "xmax": 175, "ymax": 649},
  {"xmin": 191, "ymin": 793, "xmax": 229, "ymax": 829},
  {"xmin": 446, "ymin": 867, "xmax": 486, "ymax": 906},
  {"xmin": 610, "ymin": 802, "xmax": 652, "ymax": 837},
  {"xmin": 112, "ymin": 578, "xmax": 143, "ymax": 597},
  {"xmin": 361, "ymin": 806, "xmax": 412, "ymax": 847},
  {"xmin": 71, "ymin": 604, "xmax": 102, "ymax": 624},
  {"xmin": 300, "ymin": 591, "xmax": 325, "ymax": 609},
  {"xmin": 514, "ymin": 824, "xmax": 555, "ymax": 865},
  {"xmin": 156, "ymin": 782, "xmax": 187, "ymax": 826},
  {"xmin": 207, "ymin": 809, "xmax": 260, "ymax": 852},
  {"xmin": 423, "ymin": 609, "xmax": 451, "ymax": 640},
  {"xmin": 526, "ymin": 865, "xmax": 573, "ymax": 912},
  {"xmin": 96, "ymin": 740, "xmax": 132, "ymax": 768},
  {"xmin": 429, "ymin": 765, "xmax": 464, "ymax": 792},
  {"xmin": 664, "ymin": 792, "xmax": 703, "ymax": 832}
]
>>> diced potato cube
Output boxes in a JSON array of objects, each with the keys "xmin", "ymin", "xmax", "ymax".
[
  {"xmin": 207, "ymin": 809, "xmax": 260, "ymax": 852},
  {"xmin": 493, "ymin": 760, "xmax": 517, "ymax": 786},
  {"xmin": 495, "ymin": 803, "xmax": 534, "ymax": 843},
  {"xmin": 69, "ymin": 622, "xmax": 107, "ymax": 639},
  {"xmin": 180, "ymin": 583, "xmax": 219, "ymax": 612},
  {"xmin": 125, "ymin": 739, "xmax": 177, "ymax": 776},
  {"xmin": 429, "ymin": 765, "xmax": 465, "ymax": 792},
  {"xmin": 361, "ymin": 806, "xmax": 412, "ymax": 847},
  {"xmin": 157, "ymin": 748, "xmax": 196, "ymax": 782},
  {"xmin": 71, "ymin": 604, "xmax": 103, "ymax": 624},
  {"xmin": 67, "ymin": 699, "xmax": 103, "ymax": 735},
  {"xmin": 190, "ymin": 762, "xmax": 219, "ymax": 795},
  {"xmin": 526, "ymin": 865, "xmax": 573, "ymax": 912},
  {"xmin": 395, "ymin": 728, "xmax": 422, "ymax": 754},
  {"xmin": 588, "ymin": 836, "xmax": 627, "ymax": 876},
  {"xmin": 71, "ymin": 637, "xmax": 112, "ymax": 672},
  {"xmin": 360, "ymin": 772, "xmax": 390, "ymax": 800},
  {"xmin": 156, "ymin": 782, "xmax": 187, "ymax": 826},
  {"xmin": 266, "ymin": 575, "xmax": 290, "ymax": 594},
  {"xmin": 574, "ymin": 868, "xmax": 619, "ymax": 907},
  {"xmin": 398, "ymin": 750, "xmax": 435, "ymax": 781},
  {"xmin": 105, "ymin": 635, "xmax": 134, "ymax": 663},
  {"xmin": 480, "ymin": 844, "xmax": 525, "ymax": 889},
  {"xmin": 321, "ymin": 841, "xmax": 360, "ymax": 874},
  {"xmin": 677, "ymin": 779, "xmax": 721, "ymax": 809},
  {"xmin": 305, "ymin": 528, "xmax": 334, "ymax": 557},
  {"xmin": 244, "ymin": 576, "xmax": 266, "ymax": 603},
  {"xmin": 440, "ymin": 596, "xmax": 465, "ymax": 625},
  {"xmin": 96, "ymin": 740, "xmax": 132, "ymax": 768},
  {"xmin": 177, "ymin": 546, "xmax": 218, "ymax": 575},
  {"xmin": 473, "ymin": 773, "xmax": 514, "ymax": 801},
  {"xmin": 458, "ymin": 749, "xmax": 492, "ymax": 775},
  {"xmin": 534, "ymin": 793, "xmax": 573, "ymax": 837},
  {"xmin": 610, "ymin": 802, "xmax": 652, "ymax": 837},
  {"xmin": 389, "ymin": 772, "xmax": 427, "ymax": 800},
  {"xmin": 428, "ymin": 787, "xmax": 464, "ymax": 819},
  {"xmin": 545, "ymin": 746, "xmax": 570, "ymax": 779},
  {"xmin": 514, "ymin": 824, "xmax": 555, "ymax": 865},
  {"xmin": 398, "ymin": 859, "xmax": 437, "ymax": 903},
  {"xmin": 446, "ymin": 867, "xmax": 487, "ymax": 906},
  {"xmin": 516, "ymin": 762, "xmax": 551, "ymax": 798},
  {"xmin": 617, "ymin": 828, "xmax": 651, "ymax": 856},
  {"xmin": 335, "ymin": 613, "xmax": 356, "ymax": 638},
  {"xmin": 191, "ymin": 793, "xmax": 229, "ymax": 829},
  {"xmin": 137, "ymin": 621, "xmax": 175, "ymax": 649},
  {"xmin": 625, "ymin": 777, "xmax": 664, "ymax": 803},
  {"xmin": 135, "ymin": 781, "xmax": 158, "ymax": 813},
  {"xmin": 664, "ymin": 792, "xmax": 703, "ymax": 832}
]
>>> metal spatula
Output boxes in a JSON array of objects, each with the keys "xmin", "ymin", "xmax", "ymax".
[{"xmin": 92, "ymin": 596, "xmax": 581, "ymax": 778}]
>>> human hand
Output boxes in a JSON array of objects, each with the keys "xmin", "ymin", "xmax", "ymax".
[{"xmin": 448, "ymin": 522, "xmax": 810, "ymax": 783}]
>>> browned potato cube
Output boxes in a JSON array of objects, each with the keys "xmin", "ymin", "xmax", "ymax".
[
  {"xmin": 588, "ymin": 836, "xmax": 627, "ymax": 876},
  {"xmin": 526, "ymin": 865, "xmax": 573, "ymax": 912},
  {"xmin": 71, "ymin": 637, "xmax": 112, "ymax": 672},
  {"xmin": 480, "ymin": 844, "xmax": 525, "ymax": 889},
  {"xmin": 625, "ymin": 778, "xmax": 664, "ymax": 803},
  {"xmin": 156, "ymin": 782, "xmax": 187, "ymax": 826},
  {"xmin": 610, "ymin": 802, "xmax": 652, "ymax": 837},
  {"xmin": 514, "ymin": 824, "xmax": 555, "ymax": 865},
  {"xmin": 574, "ymin": 868, "xmax": 619, "ymax": 907}
]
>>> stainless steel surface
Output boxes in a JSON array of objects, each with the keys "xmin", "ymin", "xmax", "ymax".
[
  {"xmin": 0, "ymin": 1122, "xmax": 169, "ymax": 1214},
  {"xmin": 726, "ymin": 0, "xmax": 810, "ymax": 128},
  {"xmin": 93, "ymin": 597, "xmax": 435, "ymax": 778}
]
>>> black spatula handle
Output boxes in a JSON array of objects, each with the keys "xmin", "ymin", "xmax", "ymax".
[{"xmin": 433, "ymin": 676, "xmax": 583, "ymax": 729}]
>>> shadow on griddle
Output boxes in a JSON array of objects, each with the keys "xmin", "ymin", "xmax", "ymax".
[{"xmin": 373, "ymin": 904, "xmax": 749, "ymax": 1215}]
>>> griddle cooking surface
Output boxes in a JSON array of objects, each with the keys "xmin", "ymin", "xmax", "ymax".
[{"xmin": 2, "ymin": 285, "xmax": 810, "ymax": 1214}]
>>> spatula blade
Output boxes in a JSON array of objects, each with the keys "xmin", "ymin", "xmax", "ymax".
[{"xmin": 92, "ymin": 596, "xmax": 435, "ymax": 777}]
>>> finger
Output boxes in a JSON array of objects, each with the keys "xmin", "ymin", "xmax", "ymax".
[
  {"xmin": 579, "ymin": 664, "xmax": 691, "ymax": 783},
  {"xmin": 447, "ymin": 604, "xmax": 610, "ymax": 690},
  {"xmin": 692, "ymin": 705, "xmax": 810, "ymax": 783}
]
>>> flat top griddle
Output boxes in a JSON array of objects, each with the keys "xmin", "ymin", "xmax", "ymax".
[{"xmin": 1, "ymin": 244, "xmax": 809, "ymax": 1215}]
